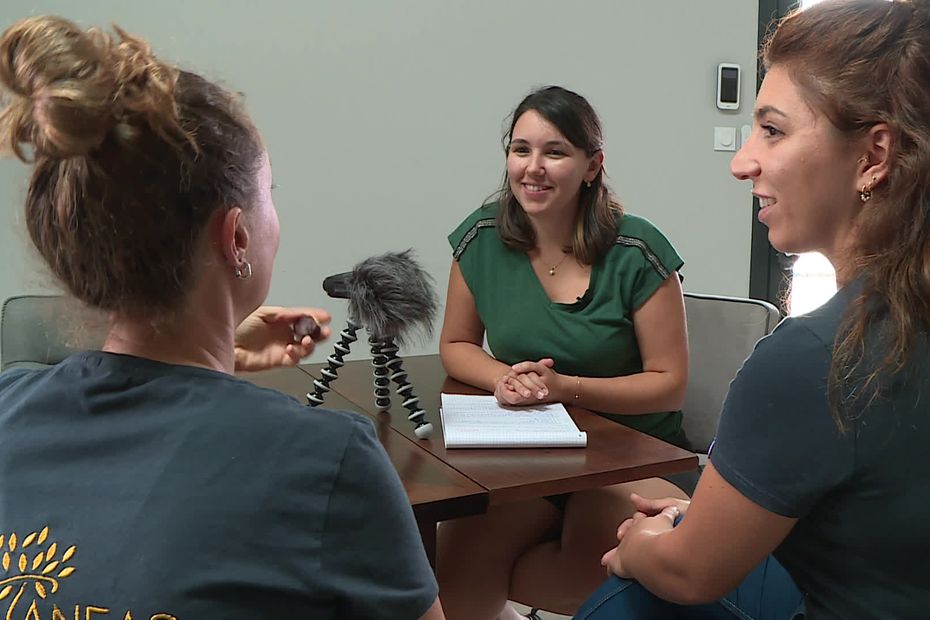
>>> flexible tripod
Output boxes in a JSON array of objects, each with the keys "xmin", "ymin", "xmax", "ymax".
[{"xmin": 306, "ymin": 319, "xmax": 434, "ymax": 439}]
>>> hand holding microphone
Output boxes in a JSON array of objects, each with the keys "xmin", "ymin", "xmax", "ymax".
[{"xmin": 234, "ymin": 306, "xmax": 331, "ymax": 372}]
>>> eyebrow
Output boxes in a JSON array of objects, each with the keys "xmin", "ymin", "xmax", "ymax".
[
  {"xmin": 754, "ymin": 105, "xmax": 788, "ymax": 121},
  {"xmin": 510, "ymin": 138, "xmax": 571, "ymax": 148}
]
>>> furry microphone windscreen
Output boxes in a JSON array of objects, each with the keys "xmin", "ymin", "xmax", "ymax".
[{"xmin": 346, "ymin": 249, "xmax": 439, "ymax": 346}]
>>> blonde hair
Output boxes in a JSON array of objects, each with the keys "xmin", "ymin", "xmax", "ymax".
[
  {"xmin": 0, "ymin": 16, "xmax": 187, "ymax": 161},
  {"xmin": 0, "ymin": 16, "xmax": 262, "ymax": 320}
]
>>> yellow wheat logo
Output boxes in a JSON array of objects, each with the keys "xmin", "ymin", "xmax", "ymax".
[{"xmin": 0, "ymin": 527, "xmax": 76, "ymax": 605}]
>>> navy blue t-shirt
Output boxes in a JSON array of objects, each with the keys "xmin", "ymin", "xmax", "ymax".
[
  {"xmin": 0, "ymin": 351, "xmax": 436, "ymax": 619},
  {"xmin": 712, "ymin": 284, "xmax": 930, "ymax": 619}
]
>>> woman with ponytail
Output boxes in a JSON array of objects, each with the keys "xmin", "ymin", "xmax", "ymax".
[{"xmin": 579, "ymin": 1, "xmax": 930, "ymax": 617}]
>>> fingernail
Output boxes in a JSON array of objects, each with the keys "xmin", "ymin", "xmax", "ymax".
[{"xmin": 537, "ymin": 391, "xmax": 544, "ymax": 399}]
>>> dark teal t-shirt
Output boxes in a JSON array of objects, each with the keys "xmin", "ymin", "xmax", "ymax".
[
  {"xmin": 0, "ymin": 352, "xmax": 437, "ymax": 619},
  {"xmin": 712, "ymin": 283, "xmax": 930, "ymax": 618},
  {"xmin": 449, "ymin": 202, "xmax": 684, "ymax": 440}
]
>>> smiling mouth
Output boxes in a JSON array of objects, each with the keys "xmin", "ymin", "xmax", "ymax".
[
  {"xmin": 523, "ymin": 183, "xmax": 552, "ymax": 192},
  {"xmin": 756, "ymin": 196, "xmax": 776, "ymax": 225}
]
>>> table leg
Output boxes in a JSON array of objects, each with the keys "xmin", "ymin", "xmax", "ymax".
[{"xmin": 417, "ymin": 516, "xmax": 437, "ymax": 571}]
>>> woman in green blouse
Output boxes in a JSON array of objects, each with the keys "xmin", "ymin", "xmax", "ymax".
[{"xmin": 437, "ymin": 86, "xmax": 692, "ymax": 619}]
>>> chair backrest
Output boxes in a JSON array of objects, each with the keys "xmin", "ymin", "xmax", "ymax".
[
  {"xmin": 682, "ymin": 292, "xmax": 782, "ymax": 454},
  {"xmin": 1, "ymin": 295, "xmax": 108, "ymax": 371}
]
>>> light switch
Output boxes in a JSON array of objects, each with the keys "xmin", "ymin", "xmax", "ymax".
[{"xmin": 714, "ymin": 126, "xmax": 737, "ymax": 151}]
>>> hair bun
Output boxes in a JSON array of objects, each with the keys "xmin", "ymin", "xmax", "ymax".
[
  {"xmin": 108, "ymin": 25, "xmax": 185, "ymax": 146},
  {"xmin": 0, "ymin": 16, "xmax": 119, "ymax": 159},
  {"xmin": 0, "ymin": 16, "xmax": 186, "ymax": 161}
]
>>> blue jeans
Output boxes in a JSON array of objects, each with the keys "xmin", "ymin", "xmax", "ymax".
[{"xmin": 574, "ymin": 555, "xmax": 805, "ymax": 620}]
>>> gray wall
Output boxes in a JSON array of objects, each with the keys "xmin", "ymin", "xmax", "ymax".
[{"xmin": 0, "ymin": 1, "xmax": 759, "ymax": 362}]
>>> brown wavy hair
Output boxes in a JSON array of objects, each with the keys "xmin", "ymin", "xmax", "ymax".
[
  {"xmin": 765, "ymin": 0, "xmax": 930, "ymax": 429},
  {"xmin": 0, "ymin": 16, "xmax": 263, "ymax": 322},
  {"xmin": 494, "ymin": 86, "xmax": 622, "ymax": 265}
]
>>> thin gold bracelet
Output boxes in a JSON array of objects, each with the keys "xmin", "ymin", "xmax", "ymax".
[{"xmin": 574, "ymin": 376, "xmax": 581, "ymax": 401}]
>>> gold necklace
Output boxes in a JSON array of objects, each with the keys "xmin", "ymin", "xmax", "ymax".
[{"xmin": 548, "ymin": 252, "xmax": 571, "ymax": 276}]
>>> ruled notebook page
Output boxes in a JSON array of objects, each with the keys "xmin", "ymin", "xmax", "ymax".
[{"xmin": 440, "ymin": 394, "xmax": 587, "ymax": 449}]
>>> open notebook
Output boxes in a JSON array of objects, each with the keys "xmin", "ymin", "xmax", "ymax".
[{"xmin": 440, "ymin": 393, "xmax": 588, "ymax": 449}]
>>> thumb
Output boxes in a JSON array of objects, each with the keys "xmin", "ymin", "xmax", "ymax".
[
  {"xmin": 252, "ymin": 306, "xmax": 284, "ymax": 323},
  {"xmin": 538, "ymin": 357, "xmax": 555, "ymax": 368},
  {"xmin": 630, "ymin": 493, "xmax": 665, "ymax": 515},
  {"xmin": 629, "ymin": 492, "xmax": 655, "ymax": 512}
]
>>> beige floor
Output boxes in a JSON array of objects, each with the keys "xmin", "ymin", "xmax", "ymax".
[{"xmin": 511, "ymin": 602, "xmax": 572, "ymax": 619}]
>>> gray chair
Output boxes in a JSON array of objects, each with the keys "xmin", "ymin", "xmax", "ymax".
[
  {"xmin": 682, "ymin": 292, "xmax": 782, "ymax": 462},
  {"xmin": 1, "ymin": 294, "xmax": 107, "ymax": 371}
]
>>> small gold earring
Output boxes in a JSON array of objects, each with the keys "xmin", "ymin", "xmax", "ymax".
[
  {"xmin": 585, "ymin": 180, "xmax": 592, "ymax": 188},
  {"xmin": 235, "ymin": 261, "xmax": 252, "ymax": 279},
  {"xmin": 859, "ymin": 176, "xmax": 876, "ymax": 203}
]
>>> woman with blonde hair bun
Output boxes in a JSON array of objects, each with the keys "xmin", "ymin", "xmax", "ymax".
[{"xmin": 0, "ymin": 15, "xmax": 443, "ymax": 619}]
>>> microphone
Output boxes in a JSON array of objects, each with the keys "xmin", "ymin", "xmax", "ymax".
[
  {"xmin": 322, "ymin": 249, "xmax": 438, "ymax": 346},
  {"xmin": 309, "ymin": 250, "xmax": 438, "ymax": 439}
]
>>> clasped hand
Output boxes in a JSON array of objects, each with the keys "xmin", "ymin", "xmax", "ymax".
[
  {"xmin": 601, "ymin": 493, "xmax": 690, "ymax": 578},
  {"xmin": 234, "ymin": 306, "xmax": 332, "ymax": 372},
  {"xmin": 494, "ymin": 357, "xmax": 561, "ymax": 406}
]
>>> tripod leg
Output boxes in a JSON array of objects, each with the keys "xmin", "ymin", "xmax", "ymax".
[
  {"xmin": 307, "ymin": 320, "xmax": 359, "ymax": 406},
  {"xmin": 369, "ymin": 336, "xmax": 392, "ymax": 411},
  {"xmin": 382, "ymin": 339, "xmax": 433, "ymax": 439}
]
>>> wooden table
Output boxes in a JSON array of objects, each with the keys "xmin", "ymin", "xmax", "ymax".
[
  {"xmin": 298, "ymin": 355, "xmax": 698, "ymax": 504},
  {"xmin": 243, "ymin": 366, "xmax": 487, "ymax": 565}
]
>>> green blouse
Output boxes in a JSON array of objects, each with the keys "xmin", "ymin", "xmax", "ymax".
[{"xmin": 448, "ymin": 202, "xmax": 684, "ymax": 441}]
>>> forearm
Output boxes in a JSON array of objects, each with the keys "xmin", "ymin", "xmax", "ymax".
[
  {"xmin": 557, "ymin": 369, "xmax": 686, "ymax": 415},
  {"xmin": 439, "ymin": 340, "xmax": 511, "ymax": 393},
  {"xmin": 617, "ymin": 464, "xmax": 794, "ymax": 605},
  {"xmin": 620, "ymin": 529, "xmax": 711, "ymax": 605}
]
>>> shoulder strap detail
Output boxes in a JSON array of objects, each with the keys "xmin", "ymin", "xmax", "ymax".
[
  {"xmin": 615, "ymin": 234, "xmax": 671, "ymax": 280},
  {"xmin": 453, "ymin": 218, "xmax": 496, "ymax": 260}
]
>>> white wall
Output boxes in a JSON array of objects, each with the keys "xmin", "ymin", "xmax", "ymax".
[{"xmin": 0, "ymin": 1, "xmax": 759, "ymax": 361}]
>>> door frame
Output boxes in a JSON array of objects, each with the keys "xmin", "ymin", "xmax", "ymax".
[{"xmin": 748, "ymin": 0, "xmax": 799, "ymax": 310}]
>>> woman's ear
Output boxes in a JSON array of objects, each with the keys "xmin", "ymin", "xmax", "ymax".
[
  {"xmin": 586, "ymin": 150, "xmax": 605, "ymax": 182},
  {"xmin": 859, "ymin": 123, "xmax": 892, "ymax": 189},
  {"xmin": 219, "ymin": 207, "xmax": 249, "ymax": 267}
]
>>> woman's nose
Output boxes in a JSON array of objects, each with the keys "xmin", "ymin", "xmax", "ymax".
[
  {"xmin": 730, "ymin": 135, "xmax": 760, "ymax": 181},
  {"xmin": 527, "ymin": 152, "xmax": 545, "ymax": 175}
]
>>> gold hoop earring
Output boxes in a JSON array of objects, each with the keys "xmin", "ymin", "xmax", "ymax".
[
  {"xmin": 859, "ymin": 176, "xmax": 876, "ymax": 203},
  {"xmin": 235, "ymin": 261, "xmax": 252, "ymax": 279}
]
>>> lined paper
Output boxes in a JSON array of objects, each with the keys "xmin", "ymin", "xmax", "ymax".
[{"xmin": 440, "ymin": 394, "xmax": 587, "ymax": 449}]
